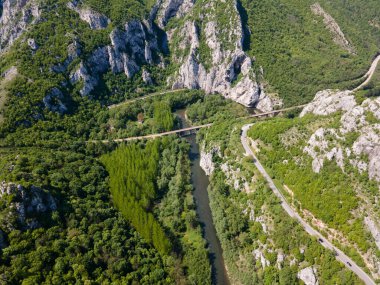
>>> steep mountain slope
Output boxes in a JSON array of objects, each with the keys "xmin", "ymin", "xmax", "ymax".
[
  {"xmin": 242, "ymin": 0, "xmax": 380, "ymax": 106},
  {"xmin": 247, "ymin": 88, "xmax": 380, "ymax": 281},
  {"xmin": 0, "ymin": 0, "xmax": 379, "ymax": 284}
]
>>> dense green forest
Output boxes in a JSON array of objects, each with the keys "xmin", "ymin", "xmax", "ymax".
[
  {"xmin": 242, "ymin": 0, "xmax": 380, "ymax": 105},
  {"xmin": 101, "ymin": 138, "xmax": 211, "ymax": 283},
  {"xmin": 100, "ymin": 141, "xmax": 170, "ymax": 254},
  {"xmin": 0, "ymin": 0, "xmax": 379, "ymax": 283},
  {"xmin": 247, "ymin": 115, "xmax": 380, "ymax": 273},
  {"xmin": 0, "ymin": 147, "xmax": 178, "ymax": 283},
  {"xmin": 83, "ymin": 0, "xmax": 156, "ymax": 25},
  {"xmin": 195, "ymin": 118, "xmax": 363, "ymax": 284}
]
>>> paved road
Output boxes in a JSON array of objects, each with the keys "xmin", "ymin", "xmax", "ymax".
[
  {"xmin": 241, "ymin": 124, "xmax": 376, "ymax": 285},
  {"xmin": 92, "ymin": 104, "xmax": 306, "ymax": 143},
  {"xmin": 89, "ymin": 124, "xmax": 213, "ymax": 143},
  {"xmin": 353, "ymin": 54, "xmax": 380, "ymax": 92},
  {"xmin": 244, "ymin": 104, "xmax": 308, "ymax": 119},
  {"xmin": 108, "ymin": 89, "xmax": 187, "ymax": 109}
]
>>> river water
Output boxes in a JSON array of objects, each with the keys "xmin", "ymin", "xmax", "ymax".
[{"xmin": 176, "ymin": 110, "xmax": 230, "ymax": 285}]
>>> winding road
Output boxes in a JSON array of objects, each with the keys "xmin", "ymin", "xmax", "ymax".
[
  {"xmin": 241, "ymin": 124, "xmax": 376, "ymax": 285},
  {"xmin": 353, "ymin": 54, "xmax": 380, "ymax": 92}
]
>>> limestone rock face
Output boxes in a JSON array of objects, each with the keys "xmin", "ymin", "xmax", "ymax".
[
  {"xmin": 27, "ymin": 38, "xmax": 38, "ymax": 50},
  {"xmin": 70, "ymin": 62, "xmax": 99, "ymax": 96},
  {"xmin": 51, "ymin": 39, "xmax": 82, "ymax": 73},
  {"xmin": 200, "ymin": 145, "xmax": 221, "ymax": 176},
  {"xmin": 300, "ymin": 89, "xmax": 356, "ymax": 117},
  {"xmin": 67, "ymin": 0, "xmax": 110, "ymax": 30},
  {"xmin": 155, "ymin": 0, "xmax": 195, "ymax": 29},
  {"xmin": 71, "ymin": 19, "xmax": 160, "ymax": 95},
  {"xmin": 302, "ymin": 90, "xmax": 380, "ymax": 182},
  {"xmin": 0, "ymin": 0, "xmax": 41, "ymax": 53},
  {"xmin": 0, "ymin": 182, "xmax": 57, "ymax": 232},
  {"xmin": 364, "ymin": 217, "xmax": 380, "ymax": 250},
  {"xmin": 297, "ymin": 266, "xmax": 319, "ymax": 285},
  {"xmin": 164, "ymin": 0, "xmax": 265, "ymax": 108}
]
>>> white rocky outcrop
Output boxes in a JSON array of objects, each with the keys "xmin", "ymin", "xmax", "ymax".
[
  {"xmin": 311, "ymin": 3, "xmax": 355, "ymax": 54},
  {"xmin": 0, "ymin": 182, "xmax": 57, "ymax": 232},
  {"xmin": 302, "ymin": 90, "xmax": 380, "ymax": 182},
  {"xmin": 253, "ymin": 248, "xmax": 270, "ymax": 269},
  {"xmin": 200, "ymin": 146, "xmax": 220, "ymax": 176},
  {"xmin": 51, "ymin": 39, "xmax": 82, "ymax": 73},
  {"xmin": 155, "ymin": 0, "xmax": 195, "ymax": 29},
  {"xmin": 300, "ymin": 89, "xmax": 356, "ymax": 117},
  {"xmin": 70, "ymin": 63, "xmax": 99, "ymax": 96},
  {"xmin": 165, "ymin": 0, "xmax": 265, "ymax": 108},
  {"xmin": 67, "ymin": 0, "xmax": 110, "ymax": 30},
  {"xmin": 27, "ymin": 38, "xmax": 38, "ymax": 50},
  {"xmin": 303, "ymin": 128, "xmax": 344, "ymax": 173},
  {"xmin": 0, "ymin": 0, "xmax": 41, "ymax": 53},
  {"xmin": 297, "ymin": 266, "xmax": 319, "ymax": 285},
  {"xmin": 70, "ymin": 19, "xmax": 160, "ymax": 95},
  {"xmin": 364, "ymin": 217, "xmax": 380, "ymax": 250},
  {"xmin": 142, "ymin": 69, "xmax": 153, "ymax": 85}
]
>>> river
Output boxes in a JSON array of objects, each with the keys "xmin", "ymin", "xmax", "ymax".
[{"xmin": 176, "ymin": 110, "xmax": 230, "ymax": 285}]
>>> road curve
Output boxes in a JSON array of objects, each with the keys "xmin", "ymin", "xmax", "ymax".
[
  {"xmin": 353, "ymin": 54, "xmax": 380, "ymax": 92},
  {"xmin": 241, "ymin": 124, "xmax": 376, "ymax": 285}
]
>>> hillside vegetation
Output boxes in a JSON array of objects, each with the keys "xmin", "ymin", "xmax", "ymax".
[{"xmin": 242, "ymin": 0, "xmax": 380, "ymax": 105}]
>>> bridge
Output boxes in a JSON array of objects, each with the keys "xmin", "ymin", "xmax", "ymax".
[
  {"xmin": 92, "ymin": 124, "xmax": 213, "ymax": 143},
  {"xmin": 89, "ymin": 104, "xmax": 307, "ymax": 144}
]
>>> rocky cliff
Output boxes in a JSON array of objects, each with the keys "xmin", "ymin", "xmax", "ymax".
[
  {"xmin": 0, "ymin": 182, "xmax": 57, "ymax": 233},
  {"xmin": 0, "ymin": 0, "xmax": 41, "ymax": 53},
  {"xmin": 163, "ymin": 0, "xmax": 266, "ymax": 107},
  {"xmin": 301, "ymin": 89, "xmax": 380, "ymax": 182},
  {"xmin": 0, "ymin": 0, "xmax": 271, "ymax": 109}
]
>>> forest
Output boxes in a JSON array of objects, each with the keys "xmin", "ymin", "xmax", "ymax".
[
  {"xmin": 247, "ymin": 115, "xmax": 380, "ymax": 272},
  {"xmin": 196, "ymin": 118, "xmax": 363, "ymax": 284},
  {"xmin": 242, "ymin": 0, "xmax": 380, "ymax": 106}
]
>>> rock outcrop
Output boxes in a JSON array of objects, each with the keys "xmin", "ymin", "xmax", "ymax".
[
  {"xmin": 165, "ymin": 0, "xmax": 263, "ymax": 107},
  {"xmin": 200, "ymin": 146, "xmax": 220, "ymax": 176},
  {"xmin": 70, "ymin": 19, "xmax": 160, "ymax": 95},
  {"xmin": 1, "ymin": 0, "xmax": 273, "ymax": 109},
  {"xmin": 155, "ymin": 0, "xmax": 195, "ymax": 29},
  {"xmin": 302, "ymin": 90, "xmax": 380, "ymax": 182},
  {"xmin": 297, "ymin": 266, "xmax": 319, "ymax": 285},
  {"xmin": 0, "ymin": 182, "xmax": 57, "ymax": 232},
  {"xmin": 0, "ymin": 0, "xmax": 41, "ymax": 53},
  {"xmin": 300, "ymin": 89, "xmax": 356, "ymax": 117},
  {"xmin": 43, "ymin": 87, "xmax": 68, "ymax": 114},
  {"xmin": 364, "ymin": 216, "xmax": 380, "ymax": 250},
  {"xmin": 311, "ymin": 3, "xmax": 355, "ymax": 54},
  {"xmin": 67, "ymin": 0, "xmax": 110, "ymax": 30}
]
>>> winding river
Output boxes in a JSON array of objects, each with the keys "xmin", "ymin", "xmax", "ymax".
[{"xmin": 176, "ymin": 110, "xmax": 230, "ymax": 285}]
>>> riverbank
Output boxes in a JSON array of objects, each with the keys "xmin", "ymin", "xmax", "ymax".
[{"xmin": 176, "ymin": 110, "xmax": 230, "ymax": 285}]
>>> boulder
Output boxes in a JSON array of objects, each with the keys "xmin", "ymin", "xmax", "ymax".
[{"xmin": 297, "ymin": 266, "xmax": 319, "ymax": 285}]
